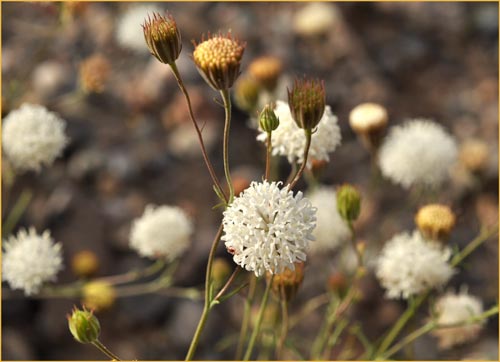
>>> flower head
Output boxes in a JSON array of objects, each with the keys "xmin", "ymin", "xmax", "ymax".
[
  {"xmin": 192, "ymin": 32, "xmax": 245, "ymax": 90},
  {"xmin": 459, "ymin": 138, "xmax": 490, "ymax": 174},
  {"xmin": 2, "ymin": 103, "xmax": 68, "ymax": 172},
  {"xmin": 234, "ymin": 76, "xmax": 261, "ymax": 112},
  {"xmin": 222, "ymin": 181, "xmax": 316, "ymax": 277},
  {"xmin": 378, "ymin": 119, "xmax": 458, "ymax": 189},
  {"xmin": 116, "ymin": 4, "xmax": 161, "ymax": 53},
  {"xmin": 248, "ymin": 56, "xmax": 283, "ymax": 92},
  {"xmin": 375, "ymin": 230, "xmax": 455, "ymax": 299},
  {"xmin": 2, "ymin": 227, "xmax": 63, "ymax": 295},
  {"xmin": 79, "ymin": 54, "xmax": 110, "ymax": 93},
  {"xmin": 82, "ymin": 281, "xmax": 116, "ymax": 312},
  {"xmin": 142, "ymin": 12, "xmax": 182, "ymax": 65},
  {"xmin": 415, "ymin": 204, "xmax": 456, "ymax": 241},
  {"xmin": 67, "ymin": 307, "xmax": 100, "ymax": 344},
  {"xmin": 257, "ymin": 100, "xmax": 341, "ymax": 167},
  {"xmin": 266, "ymin": 262, "xmax": 305, "ymax": 301},
  {"xmin": 129, "ymin": 204, "xmax": 192, "ymax": 260},
  {"xmin": 307, "ymin": 186, "xmax": 351, "ymax": 253},
  {"xmin": 431, "ymin": 290, "xmax": 484, "ymax": 349},
  {"xmin": 287, "ymin": 77, "xmax": 325, "ymax": 131},
  {"xmin": 349, "ymin": 102, "xmax": 388, "ymax": 150}
]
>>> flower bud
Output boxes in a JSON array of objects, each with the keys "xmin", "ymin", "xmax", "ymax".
[
  {"xmin": 67, "ymin": 307, "xmax": 100, "ymax": 344},
  {"xmin": 192, "ymin": 32, "xmax": 245, "ymax": 90},
  {"xmin": 337, "ymin": 184, "xmax": 362, "ymax": 222},
  {"xmin": 415, "ymin": 204, "xmax": 456, "ymax": 241},
  {"xmin": 142, "ymin": 12, "xmax": 182, "ymax": 65},
  {"xmin": 287, "ymin": 77, "xmax": 325, "ymax": 131},
  {"xmin": 82, "ymin": 281, "xmax": 116, "ymax": 312},
  {"xmin": 248, "ymin": 56, "xmax": 283, "ymax": 92},
  {"xmin": 349, "ymin": 102, "xmax": 388, "ymax": 151},
  {"xmin": 266, "ymin": 262, "xmax": 305, "ymax": 301},
  {"xmin": 234, "ymin": 76, "xmax": 260, "ymax": 112},
  {"xmin": 259, "ymin": 104, "xmax": 280, "ymax": 133},
  {"xmin": 71, "ymin": 250, "xmax": 99, "ymax": 278}
]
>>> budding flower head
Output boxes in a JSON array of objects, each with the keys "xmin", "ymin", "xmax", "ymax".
[
  {"xmin": 192, "ymin": 32, "xmax": 245, "ymax": 90},
  {"xmin": 142, "ymin": 12, "xmax": 182, "ymax": 65},
  {"xmin": 287, "ymin": 77, "xmax": 326, "ymax": 131},
  {"xmin": 415, "ymin": 204, "xmax": 456, "ymax": 241},
  {"xmin": 67, "ymin": 306, "xmax": 100, "ymax": 344},
  {"xmin": 234, "ymin": 76, "xmax": 261, "ymax": 112},
  {"xmin": 266, "ymin": 262, "xmax": 305, "ymax": 301},
  {"xmin": 248, "ymin": 56, "xmax": 283, "ymax": 92},
  {"xmin": 337, "ymin": 184, "xmax": 362, "ymax": 222},
  {"xmin": 259, "ymin": 103, "xmax": 280, "ymax": 133}
]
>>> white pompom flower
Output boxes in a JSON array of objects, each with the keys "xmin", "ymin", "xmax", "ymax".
[
  {"xmin": 307, "ymin": 186, "xmax": 350, "ymax": 253},
  {"xmin": 257, "ymin": 100, "xmax": 341, "ymax": 167},
  {"xmin": 116, "ymin": 4, "xmax": 161, "ymax": 53},
  {"xmin": 2, "ymin": 227, "xmax": 63, "ymax": 296},
  {"xmin": 2, "ymin": 103, "xmax": 68, "ymax": 172},
  {"xmin": 431, "ymin": 290, "xmax": 485, "ymax": 349},
  {"xmin": 375, "ymin": 230, "xmax": 455, "ymax": 299},
  {"xmin": 378, "ymin": 119, "xmax": 458, "ymax": 189},
  {"xmin": 222, "ymin": 181, "xmax": 316, "ymax": 277},
  {"xmin": 130, "ymin": 204, "xmax": 193, "ymax": 260}
]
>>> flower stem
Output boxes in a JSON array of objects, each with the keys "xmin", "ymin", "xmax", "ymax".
[
  {"xmin": 2, "ymin": 189, "xmax": 33, "ymax": 238},
  {"xmin": 220, "ymin": 89, "xmax": 235, "ymax": 204},
  {"xmin": 265, "ymin": 131, "xmax": 272, "ymax": 181},
  {"xmin": 276, "ymin": 292, "xmax": 289, "ymax": 359},
  {"xmin": 92, "ymin": 339, "xmax": 121, "ymax": 360},
  {"xmin": 243, "ymin": 275, "xmax": 274, "ymax": 361},
  {"xmin": 236, "ymin": 275, "xmax": 257, "ymax": 360},
  {"xmin": 288, "ymin": 130, "xmax": 312, "ymax": 190},
  {"xmin": 348, "ymin": 221, "xmax": 363, "ymax": 268},
  {"xmin": 168, "ymin": 62, "xmax": 227, "ymax": 204}
]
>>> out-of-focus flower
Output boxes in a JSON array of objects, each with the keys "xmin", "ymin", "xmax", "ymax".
[
  {"xmin": 307, "ymin": 186, "xmax": 350, "ymax": 253},
  {"xmin": 2, "ymin": 227, "xmax": 63, "ymax": 295},
  {"xmin": 459, "ymin": 139, "xmax": 490, "ymax": 174},
  {"xmin": 142, "ymin": 12, "xmax": 182, "ymax": 65},
  {"xmin": 222, "ymin": 181, "xmax": 316, "ymax": 277},
  {"xmin": 257, "ymin": 100, "xmax": 341, "ymax": 167},
  {"xmin": 431, "ymin": 290, "xmax": 485, "ymax": 349},
  {"xmin": 349, "ymin": 102, "xmax": 388, "ymax": 150},
  {"xmin": 293, "ymin": 2, "xmax": 339, "ymax": 37},
  {"xmin": 129, "ymin": 204, "xmax": 193, "ymax": 260},
  {"xmin": 71, "ymin": 250, "xmax": 99, "ymax": 278},
  {"xmin": 378, "ymin": 119, "xmax": 458, "ymax": 189},
  {"xmin": 266, "ymin": 262, "xmax": 305, "ymax": 301},
  {"xmin": 192, "ymin": 32, "xmax": 245, "ymax": 90},
  {"xmin": 415, "ymin": 204, "xmax": 456, "ymax": 241},
  {"xmin": 79, "ymin": 54, "xmax": 111, "ymax": 93},
  {"xmin": 233, "ymin": 76, "xmax": 261, "ymax": 113},
  {"xmin": 2, "ymin": 103, "xmax": 68, "ymax": 172},
  {"xmin": 248, "ymin": 56, "xmax": 283, "ymax": 92},
  {"xmin": 336, "ymin": 184, "xmax": 362, "ymax": 223},
  {"xmin": 82, "ymin": 281, "xmax": 116, "ymax": 312},
  {"xmin": 375, "ymin": 230, "xmax": 455, "ymax": 299},
  {"xmin": 116, "ymin": 4, "xmax": 161, "ymax": 53}
]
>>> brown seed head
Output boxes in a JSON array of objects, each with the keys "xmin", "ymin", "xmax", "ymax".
[
  {"xmin": 248, "ymin": 56, "xmax": 283, "ymax": 91},
  {"xmin": 192, "ymin": 32, "xmax": 245, "ymax": 90},
  {"xmin": 287, "ymin": 77, "xmax": 326, "ymax": 131},
  {"xmin": 415, "ymin": 204, "xmax": 456, "ymax": 241},
  {"xmin": 143, "ymin": 12, "xmax": 182, "ymax": 65},
  {"xmin": 79, "ymin": 54, "xmax": 110, "ymax": 94},
  {"xmin": 266, "ymin": 262, "xmax": 305, "ymax": 301}
]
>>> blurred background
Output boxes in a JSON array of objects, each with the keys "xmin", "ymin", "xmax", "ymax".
[{"xmin": 2, "ymin": 2, "xmax": 498, "ymax": 360}]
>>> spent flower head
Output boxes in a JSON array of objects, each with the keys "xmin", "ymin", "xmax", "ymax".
[
  {"xmin": 192, "ymin": 32, "xmax": 245, "ymax": 90},
  {"xmin": 287, "ymin": 77, "xmax": 325, "ymax": 131},
  {"xmin": 142, "ymin": 12, "xmax": 182, "ymax": 65},
  {"xmin": 222, "ymin": 181, "xmax": 316, "ymax": 277}
]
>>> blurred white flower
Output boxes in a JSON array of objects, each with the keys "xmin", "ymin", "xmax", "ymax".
[
  {"xmin": 130, "ymin": 204, "xmax": 192, "ymax": 260},
  {"xmin": 375, "ymin": 230, "xmax": 455, "ymax": 299},
  {"xmin": 2, "ymin": 103, "xmax": 68, "ymax": 172},
  {"xmin": 378, "ymin": 119, "xmax": 458, "ymax": 189},
  {"xmin": 257, "ymin": 100, "xmax": 341, "ymax": 167},
  {"xmin": 431, "ymin": 290, "xmax": 484, "ymax": 349},
  {"xmin": 116, "ymin": 4, "xmax": 161, "ymax": 53},
  {"xmin": 222, "ymin": 181, "xmax": 316, "ymax": 277},
  {"xmin": 293, "ymin": 3, "xmax": 339, "ymax": 37},
  {"xmin": 307, "ymin": 186, "xmax": 350, "ymax": 253},
  {"xmin": 2, "ymin": 227, "xmax": 63, "ymax": 296}
]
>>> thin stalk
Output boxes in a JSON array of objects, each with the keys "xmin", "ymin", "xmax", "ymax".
[
  {"xmin": 348, "ymin": 221, "xmax": 363, "ymax": 268},
  {"xmin": 2, "ymin": 189, "xmax": 33, "ymax": 237},
  {"xmin": 243, "ymin": 275, "xmax": 274, "ymax": 361},
  {"xmin": 212, "ymin": 266, "xmax": 241, "ymax": 303},
  {"xmin": 185, "ymin": 224, "xmax": 224, "ymax": 361},
  {"xmin": 285, "ymin": 162, "xmax": 298, "ymax": 185},
  {"xmin": 168, "ymin": 62, "xmax": 227, "ymax": 203},
  {"xmin": 276, "ymin": 290, "xmax": 289, "ymax": 359},
  {"xmin": 92, "ymin": 339, "xmax": 121, "ymax": 360},
  {"xmin": 289, "ymin": 293, "xmax": 329, "ymax": 329},
  {"xmin": 451, "ymin": 224, "xmax": 498, "ymax": 267},
  {"xmin": 97, "ymin": 260, "xmax": 165, "ymax": 285},
  {"xmin": 265, "ymin": 131, "xmax": 272, "ymax": 180},
  {"xmin": 236, "ymin": 275, "xmax": 257, "ymax": 360},
  {"xmin": 288, "ymin": 130, "xmax": 312, "ymax": 190},
  {"xmin": 220, "ymin": 89, "xmax": 235, "ymax": 203}
]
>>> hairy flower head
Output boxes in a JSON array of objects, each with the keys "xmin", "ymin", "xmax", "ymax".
[
  {"xmin": 142, "ymin": 12, "xmax": 182, "ymax": 64},
  {"xmin": 287, "ymin": 77, "xmax": 325, "ymax": 131}
]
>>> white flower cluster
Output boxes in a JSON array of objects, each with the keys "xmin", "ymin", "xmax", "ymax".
[
  {"xmin": 257, "ymin": 100, "xmax": 341, "ymax": 167},
  {"xmin": 116, "ymin": 4, "xmax": 161, "ymax": 53},
  {"xmin": 375, "ymin": 230, "xmax": 455, "ymax": 299},
  {"xmin": 307, "ymin": 186, "xmax": 350, "ymax": 253},
  {"xmin": 378, "ymin": 119, "xmax": 458, "ymax": 189},
  {"xmin": 130, "ymin": 205, "xmax": 193, "ymax": 260},
  {"xmin": 222, "ymin": 181, "xmax": 316, "ymax": 277},
  {"xmin": 2, "ymin": 103, "xmax": 68, "ymax": 172},
  {"xmin": 2, "ymin": 228, "xmax": 63, "ymax": 296},
  {"xmin": 431, "ymin": 290, "xmax": 484, "ymax": 349}
]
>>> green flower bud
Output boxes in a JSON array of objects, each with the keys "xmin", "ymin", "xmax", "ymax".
[
  {"xmin": 259, "ymin": 104, "xmax": 280, "ymax": 133},
  {"xmin": 336, "ymin": 184, "xmax": 361, "ymax": 222},
  {"xmin": 287, "ymin": 77, "xmax": 325, "ymax": 131},
  {"xmin": 143, "ymin": 12, "xmax": 182, "ymax": 65},
  {"xmin": 67, "ymin": 307, "xmax": 101, "ymax": 344}
]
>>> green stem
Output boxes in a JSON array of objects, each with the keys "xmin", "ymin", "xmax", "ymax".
[
  {"xmin": 2, "ymin": 189, "xmax": 33, "ymax": 237},
  {"xmin": 220, "ymin": 89, "xmax": 234, "ymax": 204},
  {"xmin": 97, "ymin": 260, "xmax": 165, "ymax": 285},
  {"xmin": 348, "ymin": 221, "xmax": 363, "ymax": 269},
  {"xmin": 185, "ymin": 224, "xmax": 224, "ymax": 361},
  {"xmin": 265, "ymin": 131, "xmax": 272, "ymax": 181},
  {"xmin": 243, "ymin": 275, "xmax": 274, "ymax": 361},
  {"xmin": 288, "ymin": 130, "xmax": 312, "ymax": 190},
  {"xmin": 451, "ymin": 224, "xmax": 498, "ymax": 267},
  {"xmin": 276, "ymin": 293, "xmax": 289, "ymax": 359},
  {"xmin": 236, "ymin": 275, "xmax": 257, "ymax": 360},
  {"xmin": 92, "ymin": 339, "xmax": 121, "ymax": 360},
  {"xmin": 168, "ymin": 62, "xmax": 227, "ymax": 203}
]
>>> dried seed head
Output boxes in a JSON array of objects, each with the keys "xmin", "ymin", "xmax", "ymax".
[
  {"xmin": 142, "ymin": 12, "xmax": 182, "ymax": 65},
  {"xmin": 67, "ymin": 307, "xmax": 100, "ymax": 344},
  {"xmin": 234, "ymin": 76, "xmax": 260, "ymax": 112},
  {"xmin": 415, "ymin": 204, "xmax": 456, "ymax": 241},
  {"xmin": 192, "ymin": 32, "xmax": 245, "ymax": 90},
  {"xmin": 266, "ymin": 262, "xmax": 305, "ymax": 301},
  {"xmin": 349, "ymin": 102, "xmax": 388, "ymax": 150},
  {"xmin": 248, "ymin": 56, "xmax": 283, "ymax": 92},
  {"xmin": 287, "ymin": 77, "xmax": 326, "ymax": 131},
  {"xmin": 336, "ymin": 184, "xmax": 362, "ymax": 223},
  {"xmin": 259, "ymin": 103, "xmax": 280, "ymax": 133},
  {"xmin": 79, "ymin": 54, "xmax": 110, "ymax": 94}
]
